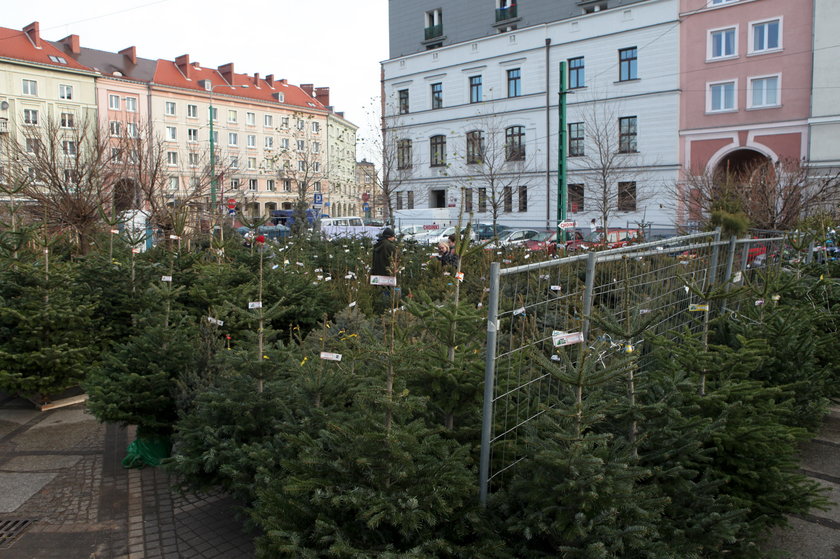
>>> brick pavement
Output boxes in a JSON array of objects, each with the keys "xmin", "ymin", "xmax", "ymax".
[{"xmin": 0, "ymin": 394, "xmax": 253, "ymax": 559}]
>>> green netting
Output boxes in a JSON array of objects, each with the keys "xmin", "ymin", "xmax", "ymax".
[{"xmin": 122, "ymin": 435, "xmax": 171, "ymax": 468}]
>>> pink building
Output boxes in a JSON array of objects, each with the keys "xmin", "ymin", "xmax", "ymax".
[{"xmin": 679, "ymin": 0, "xmax": 812, "ymax": 181}]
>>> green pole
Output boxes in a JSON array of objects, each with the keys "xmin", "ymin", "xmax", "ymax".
[
  {"xmin": 209, "ymin": 101, "xmax": 216, "ymax": 210},
  {"xmin": 557, "ymin": 61, "xmax": 568, "ymax": 243}
]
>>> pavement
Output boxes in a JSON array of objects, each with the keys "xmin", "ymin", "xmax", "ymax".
[
  {"xmin": 1, "ymin": 390, "xmax": 839, "ymax": 558},
  {"xmin": 0, "ymin": 393, "xmax": 254, "ymax": 559}
]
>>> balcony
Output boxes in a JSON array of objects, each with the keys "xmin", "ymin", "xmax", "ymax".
[
  {"xmin": 496, "ymin": 4, "xmax": 518, "ymax": 22},
  {"xmin": 424, "ymin": 24, "xmax": 443, "ymax": 40}
]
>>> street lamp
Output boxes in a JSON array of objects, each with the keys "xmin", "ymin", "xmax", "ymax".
[{"xmin": 208, "ymin": 84, "xmax": 248, "ymax": 214}]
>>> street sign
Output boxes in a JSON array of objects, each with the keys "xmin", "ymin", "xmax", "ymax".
[
  {"xmin": 228, "ymin": 209, "xmax": 236, "ymax": 216},
  {"xmin": 362, "ymin": 202, "xmax": 370, "ymax": 212},
  {"xmin": 313, "ymin": 193, "xmax": 323, "ymax": 206},
  {"xmin": 559, "ymin": 220, "xmax": 576, "ymax": 230},
  {"xmin": 227, "ymin": 198, "xmax": 236, "ymax": 209}
]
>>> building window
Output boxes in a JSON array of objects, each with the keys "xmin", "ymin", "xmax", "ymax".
[
  {"xmin": 314, "ymin": 182, "xmax": 322, "ymax": 192},
  {"xmin": 297, "ymin": 119, "xmax": 305, "ymax": 130},
  {"xmin": 126, "ymin": 123, "xmax": 138, "ymax": 138},
  {"xmin": 210, "ymin": 107, "xmax": 218, "ymax": 121},
  {"xmin": 568, "ymin": 57, "xmax": 585, "ymax": 89},
  {"xmin": 569, "ymin": 122, "xmax": 584, "ymax": 156},
  {"xmin": 619, "ymin": 47, "xmax": 638, "ymax": 81},
  {"xmin": 188, "ymin": 128, "xmax": 198, "ymax": 142},
  {"xmin": 464, "ymin": 189, "xmax": 473, "ymax": 212},
  {"xmin": 469, "ymin": 76, "xmax": 483, "ymax": 103},
  {"xmin": 505, "ymin": 126, "xmax": 525, "ymax": 161},
  {"xmin": 22, "ymin": 79, "xmax": 38, "ymax": 96},
  {"xmin": 281, "ymin": 116, "xmax": 289, "ymax": 128},
  {"xmin": 425, "ymin": 9, "xmax": 443, "ymax": 40},
  {"xmin": 749, "ymin": 75, "xmax": 780, "ymax": 108},
  {"xmin": 396, "ymin": 192, "xmax": 404, "ymax": 210},
  {"xmin": 312, "ymin": 141, "xmax": 321, "ymax": 153},
  {"xmin": 230, "ymin": 178, "xmax": 240, "ymax": 190},
  {"xmin": 229, "ymin": 132, "xmax": 238, "ymax": 146},
  {"xmin": 228, "ymin": 110, "xmax": 238, "ymax": 123},
  {"xmin": 312, "ymin": 122, "xmax": 320, "ymax": 133},
  {"xmin": 265, "ymin": 137, "xmax": 274, "ymax": 149},
  {"xmin": 248, "ymin": 157, "xmax": 257, "ymax": 169},
  {"xmin": 126, "ymin": 97, "xmax": 138, "ymax": 112},
  {"xmin": 298, "ymin": 160, "xmax": 306, "ymax": 171},
  {"xmin": 109, "ymin": 94, "xmax": 120, "ymax": 110},
  {"xmin": 212, "ymin": 131, "xmax": 218, "ymax": 144},
  {"xmin": 618, "ymin": 181, "xmax": 637, "ymax": 211},
  {"xmin": 399, "ymin": 89, "xmax": 410, "ymax": 114},
  {"xmin": 478, "ymin": 188, "xmax": 487, "ymax": 212},
  {"xmin": 569, "ymin": 183, "xmax": 584, "ymax": 213},
  {"xmin": 709, "ymin": 27, "xmax": 737, "ymax": 59},
  {"xmin": 431, "ymin": 83, "xmax": 443, "ymax": 109},
  {"xmin": 247, "ymin": 134, "xmax": 257, "ymax": 148},
  {"xmin": 249, "ymin": 179, "xmax": 258, "ymax": 191},
  {"xmin": 246, "ymin": 112, "xmax": 256, "ymax": 126},
  {"xmin": 230, "ymin": 156, "xmax": 239, "ymax": 169},
  {"xmin": 280, "ymin": 138, "xmax": 289, "ymax": 149},
  {"xmin": 507, "ymin": 68, "xmax": 521, "ymax": 97},
  {"xmin": 407, "ymin": 190, "xmax": 414, "ymax": 209},
  {"xmin": 189, "ymin": 152, "xmax": 199, "ymax": 167},
  {"xmin": 283, "ymin": 179, "xmax": 291, "ymax": 192},
  {"xmin": 518, "ymin": 185, "xmax": 527, "ymax": 212},
  {"xmin": 111, "ymin": 121, "xmax": 123, "ymax": 137},
  {"xmin": 618, "ymin": 117, "xmax": 638, "ymax": 153},
  {"xmin": 264, "ymin": 114, "xmax": 273, "ymax": 127},
  {"xmin": 751, "ymin": 19, "xmax": 781, "ymax": 53},
  {"xmin": 466, "ymin": 130, "xmax": 485, "ymax": 164},
  {"xmin": 167, "ymin": 151, "xmax": 178, "ymax": 165},
  {"xmin": 313, "ymin": 162, "xmax": 321, "ymax": 172},
  {"xmin": 430, "ymin": 135, "xmax": 446, "ymax": 167},
  {"xmin": 267, "ymin": 179, "xmax": 276, "ymax": 191},
  {"xmin": 187, "ymin": 104, "xmax": 198, "ymax": 118},
  {"xmin": 23, "ymin": 109, "xmax": 38, "ymax": 125},
  {"xmin": 503, "ymin": 186, "xmax": 513, "ymax": 212},
  {"xmin": 397, "ymin": 139, "xmax": 412, "ymax": 169},
  {"xmin": 60, "ymin": 112, "xmax": 75, "ymax": 128},
  {"xmin": 25, "ymin": 138, "xmax": 41, "ymax": 153},
  {"xmin": 59, "ymin": 84, "xmax": 73, "ymax": 100},
  {"xmin": 708, "ymin": 81, "xmax": 736, "ymax": 112},
  {"xmin": 297, "ymin": 139, "xmax": 305, "ymax": 151},
  {"xmin": 165, "ymin": 102, "xmax": 176, "ymax": 116},
  {"xmin": 169, "ymin": 176, "xmax": 180, "ymax": 191},
  {"xmin": 166, "ymin": 126, "xmax": 176, "ymax": 141}
]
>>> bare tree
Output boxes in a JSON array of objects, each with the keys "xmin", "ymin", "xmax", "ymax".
[
  {"xmin": 682, "ymin": 157, "xmax": 840, "ymax": 231},
  {"xmin": 269, "ymin": 111, "xmax": 327, "ymax": 234},
  {"xmin": 570, "ymin": 101, "xmax": 655, "ymax": 239}
]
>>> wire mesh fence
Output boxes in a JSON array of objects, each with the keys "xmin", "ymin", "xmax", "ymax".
[{"xmin": 478, "ymin": 229, "xmax": 807, "ymax": 503}]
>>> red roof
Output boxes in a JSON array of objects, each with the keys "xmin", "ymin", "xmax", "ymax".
[
  {"xmin": 152, "ymin": 59, "xmax": 326, "ymax": 112},
  {"xmin": 0, "ymin": 24, "xmax": 92, "ymax": 72}
]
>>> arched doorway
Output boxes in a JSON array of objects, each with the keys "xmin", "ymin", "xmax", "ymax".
[
  {"xmin": 113, "ymin": 178, "xmax": 141, "ymax": 212},
  {"xmin": 714, "ymin": 149, "xmax": 771, "ymax": 182}
]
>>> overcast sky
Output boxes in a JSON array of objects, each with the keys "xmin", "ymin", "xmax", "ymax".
[{"xmin": 5, "ymin": 0, "xmax": 389, "ymax": 161}]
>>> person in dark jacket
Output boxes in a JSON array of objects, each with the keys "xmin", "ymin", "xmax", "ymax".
[
  {"xmin": 371, "ymin": 227, "xmax": 398, "ymax": 276},
  {"xmin": 437, "ymin": 241, "xmax": 460, "ymax": 268}
]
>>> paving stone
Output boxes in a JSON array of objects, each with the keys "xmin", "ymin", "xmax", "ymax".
[
  {"xmin": 1, "ymin": 454, "xmax": 83, "ymax": 471},
  {"xmin": 0, "ymin": 472, "xmax": 57, "ymax": 512}
]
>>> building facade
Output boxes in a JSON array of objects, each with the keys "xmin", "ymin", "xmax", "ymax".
[
  {"xmin": 809, "ymin": 0, "xmax": 840, "ymax": 171},
  {"xmin": 382, "ymin": 0, "xmax": 681, "ymax": 229},
  {"xmin": 326, "ymin": 111, "xmax": 360, "ymax": 217}
]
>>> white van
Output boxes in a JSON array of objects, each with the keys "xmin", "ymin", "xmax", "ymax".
[{"xmin": 320, "ymin": 216, "xmax": 382, "ymax": 240}]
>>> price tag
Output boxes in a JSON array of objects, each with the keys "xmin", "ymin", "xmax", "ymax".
[
  {"xmin": 169, "ymin": 235, "xmax": 181, "ymax": 240},
  {"xmin": 688, "ymin": 303, "xmax": 709, "ymax": 312},
  {"xmin": 370, "ymin": 275, "xmax": 397, "ymax": 286},
  {"xmin": 161, "ymin": 275, "xmax": 172, "ymax": 282},
  {"xmin": 320, "ymin": 352, "xmax": 343, "ymax": 362},
  {"xmin": 550, "ymin": 285, "xmax": 562, "ymax": 292},
  {"xmin": 248, "ymin": 301, "xmax": 262, "ymax": 309},
  {"xmin": 207, "ymin": 317, "xmax": 224, "ymax": 326},
  {"xmin": 552, "ymin": 331, "xmax": 584, "ymax": 347}
]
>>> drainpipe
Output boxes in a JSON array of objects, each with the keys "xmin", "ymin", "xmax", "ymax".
[{"xmin": 545, "ymin": 37, "xmax": 552, "ymax": 229}]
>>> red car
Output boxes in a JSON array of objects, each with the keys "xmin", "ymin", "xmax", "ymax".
[
  {"xmin": 525, "ymin": 231, "xmax": 559, "ymax": 254},
  {"xmin": 566, "ymin": 228, "xmax": 639, "ymax": 252}
]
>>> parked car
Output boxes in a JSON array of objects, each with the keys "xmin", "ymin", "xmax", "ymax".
[
  {"xmin": 422, "ymin": 226, "xmax": 476, "ymax": 245},
  {"xmin": 566, "ymin": 228, "xmax": 640, "ymax": 251},
  {"xmin": 498, "ymin": 228, "xmax": 542, "ymax": 246},
  {"xmin": 320, "ymin": 216, "xmax": 382, "ymax": 240},
  {"xmin": 474, "ymin": 223, "xmax": 510, "ymax": 240},
  {"xmin": 525, "ymin": 231, "xmax": 559, "ymax": 254},
  {"xmin": 398, "ymin": 224, "xmax": 428, "ymax": 240}
]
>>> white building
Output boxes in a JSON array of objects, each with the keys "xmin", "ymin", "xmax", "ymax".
[
  {"xmin": 382, "ymin": 0, "xmax": 681, "ymax": 231},
  {"xmin": 809, "ymin": 0, "xmax": 840, "ymax": 172}
]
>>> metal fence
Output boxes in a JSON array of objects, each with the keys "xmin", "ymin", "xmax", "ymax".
[{"xmin": 478, "ymin": 229, "xmax": 806, "ymax": 504}]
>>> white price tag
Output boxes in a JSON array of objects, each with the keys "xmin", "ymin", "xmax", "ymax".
[
  {"xmin": 320, "ymin": 352, "xmax": 342, "ymax": 361},
  {"xmin": 161, "ymin": 275, "xmax": 172, "ymax": 282},
  {"xmin": 370, "ymin": 275, "xmax": 397, "ymax": 286},
  {"xmin": 552, "ymin": 331, "xmax": 584, "ymax": 347},
  {"xmin": 248, "ymin": 301, "xmax": 262, "ymax": 309}
]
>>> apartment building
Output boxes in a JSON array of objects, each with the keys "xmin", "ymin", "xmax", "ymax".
[
  {"xmin": 809, "ymin": 0, "xmax": 840, "ymax": 171},
  {"xmin": 382, "ymin": 0, "xmax": 681, "ymax": 229},
  {"xmin": 356, "ymin": 159, "xmax": 379, "ymax": 218},
  {"xmin": 326, "ymin": 110, "xmax": 360, "ymax": 217},
  {"xmin": 0, "ymin": 23, "xmax": 98, "ymax": 180}
]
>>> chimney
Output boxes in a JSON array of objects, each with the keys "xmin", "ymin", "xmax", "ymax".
[
  {"xmin": 252, "ymin": 72, "xmax": 260, "ymax": 86},
  {"xmin": 119, "ymin": 46, "xmax": 137, "ymax": 64},
  {"xmin": 175, "ymin": 54, "xmax": 192, "ymax": 80},
  {"xmin": 300, "ymin": 83, "xmax": 314, "ymax": 97},
  {"xmin": 279, "ymin": 78, "xmax": 288, "ymax": 85},
  {"xmin": 315, "ymin": 87, "xmax": 330, "ymax": 107},
  {"xmin": 23, "ymin": 22, "xmax": 41, "ymax": 49},
  {"xmin": 59, "ymin": 34, "xmax": 80, "ymax": 54},
  {"xmin": 218, "ymin": 63, "xmax": 235, "ymax": 85},
  {"xmin": 265, "ymin": 74, "xmax": 275, "ymax": 87}
]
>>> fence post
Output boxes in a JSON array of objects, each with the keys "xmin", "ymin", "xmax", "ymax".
[
  {"xmin": 706, "ymin": 228, "xmax": 722, "ymax": 289},
  {"xmin": 479, "ymin": 261, "xmax": 502, "ymax": 506},
  {"xmin": 581, "ymin": 252, "xmax": 597, "ymax": 339},
  {"xmin": 721, "ymin": 235, "xmax": 738, "ymax": 313}
]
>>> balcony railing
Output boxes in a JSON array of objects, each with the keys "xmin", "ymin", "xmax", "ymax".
[
  {"xmin": 424, "ymin": 24, "xmax": 443, "ymax": 40},
  {"xmin": 496, "ymin": 4, "xmax": 518, "ymax": 22}
]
